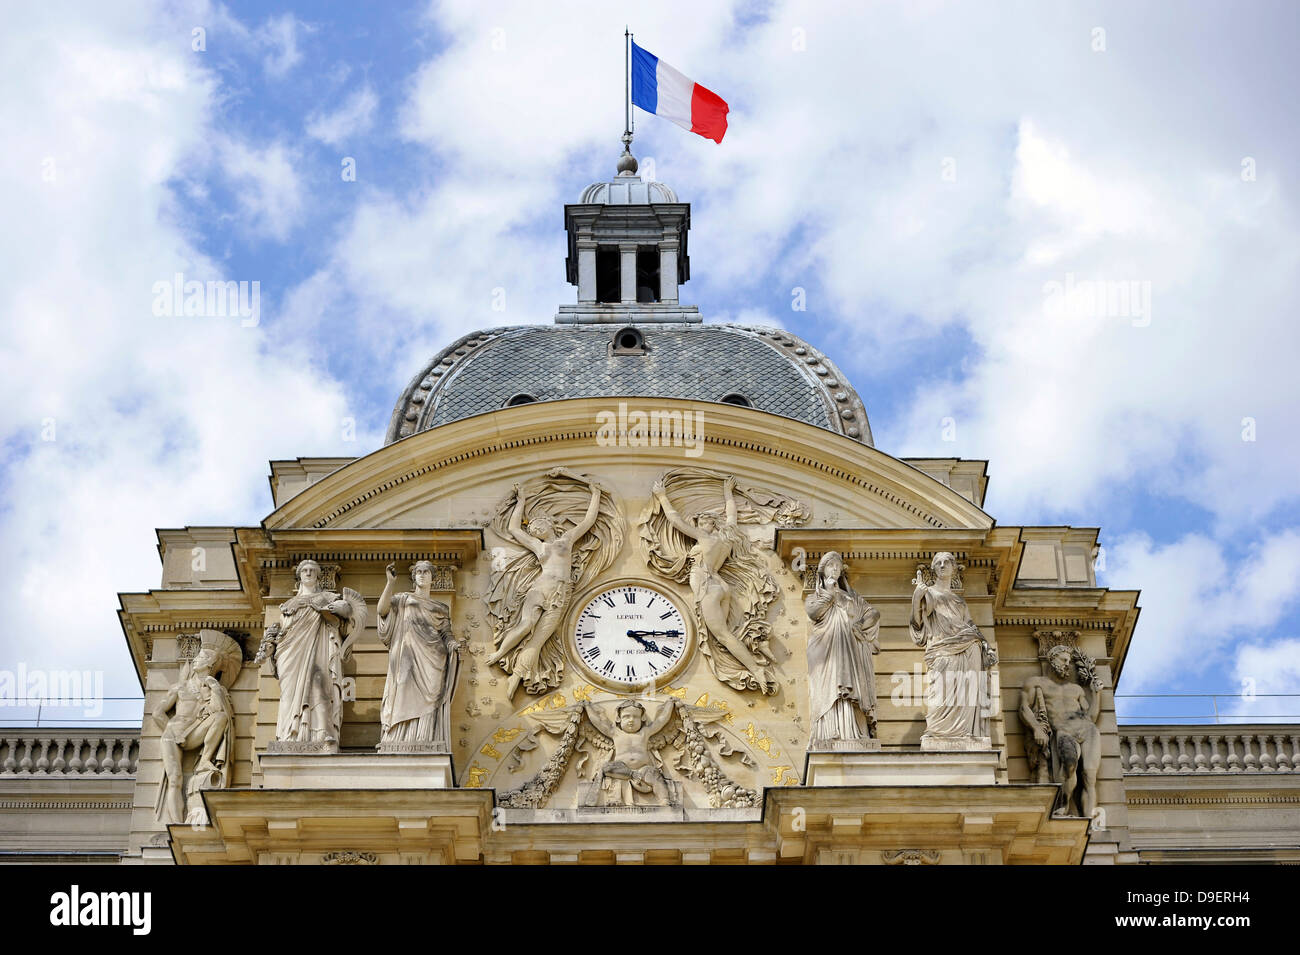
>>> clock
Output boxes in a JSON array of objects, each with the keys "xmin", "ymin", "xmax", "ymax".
[{"xmin": 568, "ymin": 582, "xmax": 692, "ymax": 691}]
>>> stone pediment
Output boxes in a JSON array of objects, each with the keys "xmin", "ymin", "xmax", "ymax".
[{"xmin": 265, "ymin": 397, "xmax": 992, "ymax": 533}]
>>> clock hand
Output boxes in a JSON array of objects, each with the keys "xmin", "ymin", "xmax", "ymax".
[
  {"xmin": 626, "ymin": 630, "xmax": 683, "ymax": 638},
  {"xmin": 625, "ymin": 631, "xmax": 660, "ymax": 653}
]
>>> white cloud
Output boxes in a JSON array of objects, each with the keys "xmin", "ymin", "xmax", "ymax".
[
  {"xmin": 306, "ymin": 86, "xmax": 378, "ymax": 146},
  {"xmin": 216, "ymin": 139, "xmax": 303, "ymax": 240},
  {"xmin": 258, "ymin": 13, "xmax": 304, "ymax": 77},
  {"xmin": 1231, "ymin": 639, "xmax": 1300, "ymax": 722},
  {"xmin": 3, "ymin": 0, "xmax": 1297, "ymax": 705},
  {"xmin": 1108, "ymin": 529, "xmax": 1300, "ymax": 692},
  {"xmin": 0, "ymin": 2, "xmax": 353, "ymax": 695}
]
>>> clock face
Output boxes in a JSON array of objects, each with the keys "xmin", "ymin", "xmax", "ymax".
[{"xmin": 572, "ymin": 584, "xmax": 690, "ymax": 690}]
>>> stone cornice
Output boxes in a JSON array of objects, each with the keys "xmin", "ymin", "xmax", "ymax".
[{"xmin": 270, "ymin": 397, "xmax": 993, "ymax": 532}]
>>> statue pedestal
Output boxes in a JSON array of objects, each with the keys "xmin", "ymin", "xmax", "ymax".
[
  {"xmin": 804, "ymin": 750, "xmax": 998, "ymax": 787},
  {"xmin": 260, "ymin": 751, "xmax": 455, "ymax": 790}
]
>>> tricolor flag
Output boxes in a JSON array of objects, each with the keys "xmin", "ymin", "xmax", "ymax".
[{"xmin": 630, "ymin": 41, "xmax": 729, "ymax": 144}]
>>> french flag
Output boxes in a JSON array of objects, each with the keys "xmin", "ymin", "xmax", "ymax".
[{"xmin": 630, "ymin": 41, "xmax": 729, "ymax": 144}]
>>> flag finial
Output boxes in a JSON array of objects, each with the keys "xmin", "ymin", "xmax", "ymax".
[{"xmin": 617, "ymin": 130, "xmax": 638, "ymax": 177}]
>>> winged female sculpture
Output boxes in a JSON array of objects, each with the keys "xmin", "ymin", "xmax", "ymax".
[
  {"xmin": 485, "ymin": 467, "xmax": 624, "ymax": 697},
  {"xmin": 640, "ymin": 467, "xmax": 809, "ymax": 695}
]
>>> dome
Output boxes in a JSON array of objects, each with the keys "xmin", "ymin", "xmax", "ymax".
[
  {"xmin": 385, "ymin": 323, "xmax": 873, "ymax": 446},
  {"xmin": 579, "ymin": 176, "xmax": 680, "ymax": 205}
]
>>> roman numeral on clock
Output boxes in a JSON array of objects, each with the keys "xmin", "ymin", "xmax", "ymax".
[
  {"xmin": 624, "ymin": 591, "xmax": 636, "ymax": 604},
  {"xmin": 660, "ymin": 611, "xmax": 675, "ymax": 620},
  {"xmin": 625, "ymin": 665, "xmax": 636, "ymax": 679},
  {"xmin": 658, "ymin": 644, "xmax": 675, "ymax": 657},
  {"xmin": 601, "ymin": 660, "xmax": 615, "ymax": 674},
  {"xmin": 601, "ymin": 595, "xmax": 615, "ymax": 608},
  {"xmin": 583, "ymin": 646, "xmax": 600, "ymax": 662}
]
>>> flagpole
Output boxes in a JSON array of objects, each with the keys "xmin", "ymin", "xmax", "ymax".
[{"xmin": 624, "ymin": 27, "xmax": 632, "ymax": 139}]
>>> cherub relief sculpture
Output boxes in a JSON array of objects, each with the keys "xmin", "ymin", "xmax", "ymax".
[
  {"xmin": 806, "ymin": 551, "xmax": 881, "ymax": 747},
  {"xmin": 255, "ymin": 559, "xmax": 367, "ymax": 747},
  {"xmin": 909, "ymin": 552, "xmax": 997, "ymax": 747},
  {"xmin": 377, "ymin": 561, "xmax": 463, "ymax": 751},
  {"xmin": 640, "ymin": 468, "xmax": 809, "ymax": 695},
  {"xmin": 498, "ymin": 698, "xmax": 758, "ymax": 810},
  {"xmin": 485, "ymin": 468, "xmax": 624, "ymax": 698},
  {"xmin": 1020, "ymin": 639, "xmax": 1104, "ymax": 824},
  {"xmin": 582, "ymin": 700, "xmax": 677, "ymax": 806},
  {"xmin": 152, "ymin": 629, "xmax": 241, "ymax": 825}
]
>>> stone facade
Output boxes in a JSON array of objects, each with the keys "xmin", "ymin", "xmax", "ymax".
[{"xmin": 2, "ymin": 162, "xmax": 1296, "ymax": 865}]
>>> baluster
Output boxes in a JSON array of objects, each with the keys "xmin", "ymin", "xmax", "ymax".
[
  {"xmin": 1274, "ymin": 735, "xmax": 1293, "ymax": 773},
  {"xmin": 1226, "ymin": 735, "xmax": 1242, "ymax": 773},
  {"xmin": 116, "ymin": 739, "xmax": 133, "ymax": 773},
  {"xmin": 1192, "ymin": 735, "xmax": 1208, "ymax": 772},
  {"xmin": 1259, "ymin": 735, "xmax": 1276, "ymax": 773},
  {"xmin": 83, "ymin": 737, "xmax": 100, "ymax": 772},
  {"xmin": 18, "ymin": 738, "xmax": 34, "ymax": 772},
  {"xmin": 51, "ymin": 738, "xmax": 67, "ymax": 773},
  {"xmin": 67, "ymin": 737, "xmax": 83, "ymax": 772},
  {"xmin": 1290, "ymin": 737, "xmax": 1300, "ymax": 773},
  {"xmin": 1125, "ymin": 737, "xmax": 1143, "ymax": 773},
  {"xmin": 1243, "ymin": 734, "xmax": 1260, "ymax": 772},
  {"xmin": 99, "ymin": 739, "xmax": 117, "ymax": 775},
  {"xmin": 1159, "ymin": 735, "xmax": 1175, "ymax": 773},
  {"xmin": 1176, "ymin": 736, "xmax": 1191, "ymax": 771},
  {"xmin": 34, "ymin": 738, "xmax": 51, "ymax": 773},
  {"xmin": 2, "ymin": 738, "xmax": 16, "ymax": 772},
  {"xmin": 1209, "ymin": 735, "xmax": 1225, "ymax": 772},
  {"xmin": 1143, "ymin": 735, "xmax": 1160, "ymax": 772}
]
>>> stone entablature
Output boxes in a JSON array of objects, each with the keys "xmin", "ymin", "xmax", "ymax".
[
  {"xmin": 0, "ymin": 730, "xmax": 139, "ymax": 861},
  {"xmin": 7, "ymin": 722, "xmax": 1299, "ymax": 863}
]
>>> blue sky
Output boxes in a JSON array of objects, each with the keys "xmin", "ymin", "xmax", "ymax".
[{"xmin": 1, "ymin": 1, "xmax": 1298, "ymax": 724}]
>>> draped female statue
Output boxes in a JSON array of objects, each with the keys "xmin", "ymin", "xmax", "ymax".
[
  {"xmin": 908, "ymin": 552, "xmax": 996, "ymax": 747},
  {"xmin": 256, "ymin": 559, "xmax": 366, "ymax": 747},
  {"xmin": 805, "ymin": 551, "xmax": 881, "ymax": 746},
  {"xmin": 377, "ymin": 560, "xmax": 462, "ymax": 750}
]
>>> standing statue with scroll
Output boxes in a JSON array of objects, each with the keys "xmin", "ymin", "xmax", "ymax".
[{"xmin": 256, "ymin": 559, "xmax": 366, "ymax": 748}]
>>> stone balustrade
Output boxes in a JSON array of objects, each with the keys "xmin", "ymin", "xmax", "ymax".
[
  {"xmin": 1120, "ymin": 724, "xmax": 1300, "ymax": 774},
  {"xmin": 0, "ymin": 730, "xmax": 139, "ymax": 777}
]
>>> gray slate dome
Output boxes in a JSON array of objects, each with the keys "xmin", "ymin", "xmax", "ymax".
[{"xmin": 385, "ymin": 323, "xmax": 873, "ymax": 446}]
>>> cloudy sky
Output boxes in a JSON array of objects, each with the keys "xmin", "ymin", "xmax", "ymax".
[{"xmin": 2, "ymin": 1, "xmax": 1297, "ymax": 724}]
